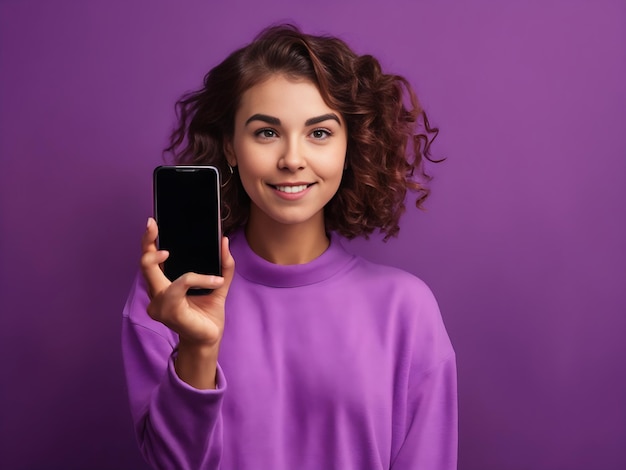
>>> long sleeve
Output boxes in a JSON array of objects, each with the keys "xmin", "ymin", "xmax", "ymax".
[
  {"xmin": 121, "ymin": 232, "xmax": 458, "ymax": 469},
  {"xmin": 391, "ymin": 354, "xmax": 458, "ymax": 469},
  {"xmin": 121, "ymin": 273, "xmax": 226, "ymax": 469}
]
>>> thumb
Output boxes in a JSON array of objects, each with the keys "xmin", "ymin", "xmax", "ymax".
[{"xmin": 212, "ymin": 236, "xmax": 235, "ymax": 299}]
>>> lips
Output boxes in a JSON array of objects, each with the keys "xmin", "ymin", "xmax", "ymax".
[
  {"xmin": 275, "ymin": 184, "xmax": 308, "ymax": 193},
  {"xmin": 270, "ymin": 183, "xmax": 313, "ymax": 194}
]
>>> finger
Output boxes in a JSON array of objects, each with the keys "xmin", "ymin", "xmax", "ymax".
[
  {"xmin": 221, "ymin": 236, "xmax": 235, "ymax": 283},
  {"xmin": 212, "ymin": 237, "xmax": 235, "ymax": 299},
  {"xmin": 141, "ymin": 250, "xmax": 169, "ymax": 269},
  {"xmin": 141, "ymin": 217, "xmax": 159, "ymax": 253},
  {"xmin": 169, "ymin": 272, "xmax": 225, "ymax": 297},
  {"xmin": 141, "ymin": 249, "xmax": 171, "ymax": 296}
]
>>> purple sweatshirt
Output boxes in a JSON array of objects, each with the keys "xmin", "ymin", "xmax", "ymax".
[{"xmin": 122, "ymin": 229, "xmax": 457, "ymax": 469}]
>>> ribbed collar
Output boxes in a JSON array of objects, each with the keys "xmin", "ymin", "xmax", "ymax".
[{"xmin": 229, "ymin": 228, "xmax": 356, "ymax": 288}]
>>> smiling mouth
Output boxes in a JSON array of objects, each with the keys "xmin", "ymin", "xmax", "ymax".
[{"xmin": 271, "ymin": 184, "xmax": 313, "ymax": 194}]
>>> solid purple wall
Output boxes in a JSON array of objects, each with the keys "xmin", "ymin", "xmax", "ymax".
[{"xmin": 1, "ymin": 1, "xmax": 624, "ymax": 469}]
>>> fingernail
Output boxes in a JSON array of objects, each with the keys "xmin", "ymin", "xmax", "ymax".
[{"xmin": 146, "ymin": 218, "xmax": 151, "ymax": 229}]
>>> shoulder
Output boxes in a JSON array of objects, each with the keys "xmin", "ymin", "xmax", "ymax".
[
  {"xmin": 342, "ymin": 251, "xmax": 454, "ymax": 365},
  {"xmin": 344, "ymin": 251, "xmax": 437, "ymax": 307}
]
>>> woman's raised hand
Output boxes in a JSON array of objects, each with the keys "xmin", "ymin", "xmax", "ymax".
[{"xmin": 140, "ymin": 218, "xmax": 235, "ymax": 388}]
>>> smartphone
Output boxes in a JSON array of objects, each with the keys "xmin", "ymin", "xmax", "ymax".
[{"xmin": 153, "ymin": 165, "xmax": 221, "ymax": 295}]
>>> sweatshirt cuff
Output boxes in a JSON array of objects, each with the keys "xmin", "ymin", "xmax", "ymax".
[{"xmin": 166, "ymin": 353, "xmax": 228, "ymax": 395}]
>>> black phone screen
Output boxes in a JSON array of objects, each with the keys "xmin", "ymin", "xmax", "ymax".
[{"xmin": 153, "ymin": 166, "xmax": 221, "ymax": 288}]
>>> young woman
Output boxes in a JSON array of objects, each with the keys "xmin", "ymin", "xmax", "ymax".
[{"xmin": 122, "ymin": 24, "xmax": 457, "ymax": 469}]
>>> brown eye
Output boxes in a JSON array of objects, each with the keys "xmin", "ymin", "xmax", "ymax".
[
  {"xmin": 255, "ymin": 128, "xmax": 278, "ymax": 139},
  {"xmin": 311, "ymin": 129, "xmax": 331, "ymax": 139}
]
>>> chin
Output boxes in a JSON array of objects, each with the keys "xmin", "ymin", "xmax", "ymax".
[{"xmin": 267, "ymin": 209, "xmax": 324, "ymax": 227}]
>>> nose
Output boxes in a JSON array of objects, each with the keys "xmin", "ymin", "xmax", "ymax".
[{"xmin": 278, "ymin": 138, "xmax": 306, "ymax": 172}]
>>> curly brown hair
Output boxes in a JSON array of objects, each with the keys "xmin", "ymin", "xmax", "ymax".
[{"xmin": 166, "ymin": 24, "xmax": 440, "ymax": 240}]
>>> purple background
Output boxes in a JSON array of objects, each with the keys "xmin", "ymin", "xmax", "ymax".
[{"xmin": 1, "ymin": 1, "xmax": 625, "ymax": 469}]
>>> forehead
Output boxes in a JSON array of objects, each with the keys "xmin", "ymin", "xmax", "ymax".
[{"xmin": 236, "ymin": 74, "xmax": 340, "ymax": 122}]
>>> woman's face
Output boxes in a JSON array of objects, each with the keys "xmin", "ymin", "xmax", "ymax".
[{"xmin": 228, "ymin": 74, "xmax": 347, "ymax": 230}]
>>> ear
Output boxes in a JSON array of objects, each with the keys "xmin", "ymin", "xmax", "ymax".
[{"xmin": 223, "ymin": 139, "xmax": 237, "ymax": 167}]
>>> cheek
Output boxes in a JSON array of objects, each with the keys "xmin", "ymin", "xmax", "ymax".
[
  {"xmin": 237, "ymin": 165, "xmax": 262, "ymax": 195},
  {"xmin": 235, "ymin": 157, "xmax": 273, "ymax": 204},
  {"xmin": 234, "ymin": 141, "xmax": 267, "ymax": 176},
  {"xmin": 320, "ymin": 149, "xmax": 347, "ymax": 181}
]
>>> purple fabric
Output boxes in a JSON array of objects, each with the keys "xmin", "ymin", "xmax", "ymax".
[{"xmin": 122, "ymin": 230, "xmax": 457, "ymax": 469}]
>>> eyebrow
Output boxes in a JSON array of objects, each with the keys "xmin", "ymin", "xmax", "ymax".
[
  {"xmin": 244, "ymin": 113, "xmax": 342, "ymax": 127},
  {"xmin": 305, "ymin": 113, "xmax": 341, "ymax": 126},
  {"xmin": 245, "ymin": 114, "xmax": 280, "ymax": 126}
]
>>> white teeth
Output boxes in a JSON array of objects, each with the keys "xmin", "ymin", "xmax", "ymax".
[{"xmin": 275, "ymin": 185, "xmax": 308, "ymax": 193}]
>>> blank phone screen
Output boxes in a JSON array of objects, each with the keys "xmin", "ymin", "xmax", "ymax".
[{"xmin": 154, "ymin": 166, "xmax": 221, "ymax": 283}]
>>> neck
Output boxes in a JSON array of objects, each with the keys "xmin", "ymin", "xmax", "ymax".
[{"xmin": 245, "ymin": 207, "xmax": 329, "ymax": 265}]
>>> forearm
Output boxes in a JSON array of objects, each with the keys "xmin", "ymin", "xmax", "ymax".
[
  {"xmin": 122, "ymin": 275, "xmax": 226, "ymax": 469},
  {"xmin": 139, "ymin": 356, "xmax": 226, "ymax": 470},
  {"xmin": 123, "ymin": 322, "xmax": 226, "ymax": 469}
]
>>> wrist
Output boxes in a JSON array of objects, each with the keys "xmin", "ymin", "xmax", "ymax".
[
  {"xmin": 177, "ymin": 337, "xmax": 220, "ymax": 358},
  {"xmin": 175, "ymin": 340, "xmax": 220, "ymax": 390}
]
